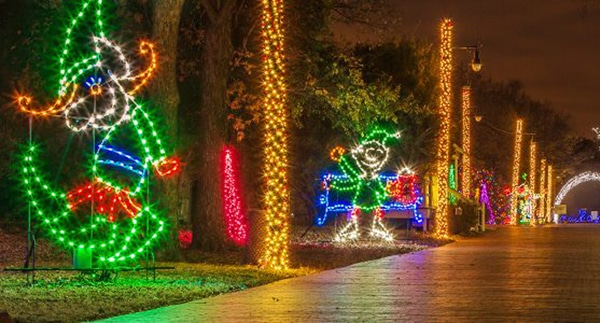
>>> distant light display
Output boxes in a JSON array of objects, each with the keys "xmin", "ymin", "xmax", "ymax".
[
  {"xmin": 510, "ymin": 119, "xmax": 523, "ymax": 225},
  {"xmin": 475, "ymin": 169, "xmax": 508, "ymax": 224},
  {"xmin": 546, "ymin": 164, "xmax": 553, "ymax": 221},
  {"xmin": 529, "ymin": 142, "xmax": 537, "ymax": 225},
  {"xmin": 461, "ymin": 86, "xmax": 472, "ymax": 198},
  {"xmin": 554, "ymin": 171, "xmax": 600, "ymax": 206},
  {"xmin": 539, "ymin": 158, "xmax": 547, "ymax": 220}
]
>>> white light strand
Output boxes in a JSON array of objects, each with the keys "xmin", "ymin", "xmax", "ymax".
[
  {"xmin": 553, "ymin": 171, "xmax": 600, "ymax": 206},
  {"xmin": 64, "ymin": 36, "xmax": 137, "ymax": 132},
  {"xmin": 350, "ymin": 137, "xmax": 398, "ymax": 180}
]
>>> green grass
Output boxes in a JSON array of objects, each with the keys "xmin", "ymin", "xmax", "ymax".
[
  {"xmin": 0, "ymin": 226, "xmax": 449, "ymax": 322},
  {"xmin": 0, "ymin": 263, "xmax": 310, "ymax": 322}
]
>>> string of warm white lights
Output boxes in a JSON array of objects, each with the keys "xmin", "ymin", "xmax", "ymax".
[
  {"xmin": 369, "ymin": 208, "xmax": 394, "ymax": 241},
  {"xmin": 539, "ymin": 158, "xmax": 547, "ymax": 220},
  {"xmin": 335, "ymin": 208, "xmax": 360, "ymax": 242},
  {"xmin": 510, "ymin": 119, "xmax": 523, "ymax": 225},
  {"xmin": 435, "ymin": 18, "xmax": 453, "ymax": 238},
  {"xmin": 546, "ymin": 165, "xmax": 553, "ymax": 221},
  {"xmin": 259, "ymin": 0, "xmax": 291, "ymax": 270},
  {"xmin": 529, "ymin": 142, "xmax": 536, "ymax": 225},
  {"xmin": 461, "ymin": 86, "xmax": 472, "ymax": 198}
]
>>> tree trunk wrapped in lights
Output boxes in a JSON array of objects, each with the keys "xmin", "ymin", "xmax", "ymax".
[
  {"xmin": 539, "ymin": 158, "xmax": 547, "ymax": 221},
  {"xmin": 461, "ymin": 85, "xmax": 472, "ymax": 199},
  {"xmin": 546, "ymin": 165, "xmax": 553, "ymax": 222},
  {"xmin": 529, "ymin": 141, "xmax": 536, "ymax": 225},
  {"xmin": 259, "ymin": 0, "xmax": 291, "ymax": 270},
  {"xmin": 434, "ymin": 18, "xmax": 453, "ymax": 238},
  {"xmin": 510, "ymin": 119, "xmax": 524, "ymax": 225}
]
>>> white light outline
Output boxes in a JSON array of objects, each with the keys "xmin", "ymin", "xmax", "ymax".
[{"xmin": 554, "ymin": 171, "xmax": 600, "ymax": 205}]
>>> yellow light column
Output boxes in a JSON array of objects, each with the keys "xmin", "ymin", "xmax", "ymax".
[
  {"xmin": 546, "ymin": 165, "xmax": 553, "ymax": 222},
  {"xmin": 260, "ymin": 0, "xmax": 290, "ymax": 270},
  {"xmin": 435, "ymin": 18, "xmax": 453, "ymax": 238},
  {"xmin": 539, "ymin": 158, "xmax": 547, "ymax": 222},
  {"xmin": 529, "ymin": 141, "xmax": 536, "ymax": 226},
  {"xmin": 510, "ymin": 119, "xmax": 523, "ymax": 225},
  {"xmin": 461, "ymin": 86, "xmax": 472, "ymax": 199}
]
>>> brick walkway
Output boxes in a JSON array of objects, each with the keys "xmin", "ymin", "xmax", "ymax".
[{"xmin": 99, "ymin": 225, "xmax": 600, "ymax": 322}]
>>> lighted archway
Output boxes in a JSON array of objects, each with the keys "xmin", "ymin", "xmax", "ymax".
[{"xmin": 554, "ymin": 171, "xmax": 600, "ymax": 205}]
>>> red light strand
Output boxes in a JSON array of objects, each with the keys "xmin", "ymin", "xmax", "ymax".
[{"xmin": 220, "ymin": 146, "xmax": 248, "ymax": 246}]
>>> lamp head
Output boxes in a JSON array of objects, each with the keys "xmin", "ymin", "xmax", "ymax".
[{"xmin": 471, "ymin": 48, "xmax": 482, "ymax": 72}]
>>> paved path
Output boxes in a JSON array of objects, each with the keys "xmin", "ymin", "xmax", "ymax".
[{"xmin": 100, "ymin": 225, "xmax": 600, "ymax": 322}]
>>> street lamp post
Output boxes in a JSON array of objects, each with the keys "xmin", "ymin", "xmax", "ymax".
[
  {"xmin": 457, "ymin": 44, "xmax": 481, "ymax": 201},
  {"xmin": 457, "ymin": 45, "xmax": 482, "ymax": 72}
]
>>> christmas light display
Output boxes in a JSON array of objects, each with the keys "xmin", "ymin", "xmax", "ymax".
[
  {"xmin": 546, "ymin": 165, "xmax": 553, "ymax": 221},
  {"xmin": 559, "ymin": 209, "xmax": 599, "ymax": 224},
  {"xmin": 529, "ymin": 142, "xmax": 537, "ymax": 225},
  {"xmin": 317, "ymin": 172, "xmax": 423, "ymax": 226},
  {"xmin": 260, "ymin": 0, "xmax": 291, "ymax": 270},
  {"xmin": 315, "ymin": 127, "xmax": 414, "ymax": 242},
  {"xmin": 435, "ymin": 18, "xmax": 453, "ymax": 238},
  {"xmin": 476, "ymin": 169, "xmax": 509, "ymax": 224},
  {"xmin": 515, "ymin": 175, "xmax": 533, "ymax": 224},
  {"xmin": 329, "ymin": 146, "xmax": 346, "ymax": 162},
  {"xmin": 461, "ymin": 86, "xmax": 472, "ymax": 198},
  {"xmin": 66, "ymin": 182, "xmax": 141, "ymax": 223},
  {"xmin": 554, "ymin": 171, "xmax": 600, "ymax": 206},
  {"xmin": 15, "ymin": 0, "xmax": 179, "ymax": 265},
  {"xmin": 220, "ymin": 146, "xmax": 248, "ymax": 246},
  {"xmin": 539, "ymin": 158, "xmax": 547, "ymax": 220},
  {"xmin": 479, "ymin": 182, "xmax": 492, "ymax": 222},
  {"xmin": 386, "ymin": 170, "xmax": 422, "ymax": 208},
  {"xmin": 510, "ymin": 119, "xmax": 523, "ymax": 225},
  {"xmin": 449, "ymin": 163, "xmax": 457, "ymax": 205}
]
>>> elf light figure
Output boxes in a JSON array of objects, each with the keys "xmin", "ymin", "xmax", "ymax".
[
  {"xmin": 16, "ymin": 0, "xmax": 179, "ymax": 265},
  {"xmin": 321, "ymin": 127, "xmax": 401, "ymax": 242},
  {"xmin": 509, "ymin": 173, "xmax": 534, "ymax": 224}
]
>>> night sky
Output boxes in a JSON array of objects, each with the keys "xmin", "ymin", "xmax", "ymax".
[{"xmin": 334, "ymin": 0, "xmax": 600, "ymax": 138}]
